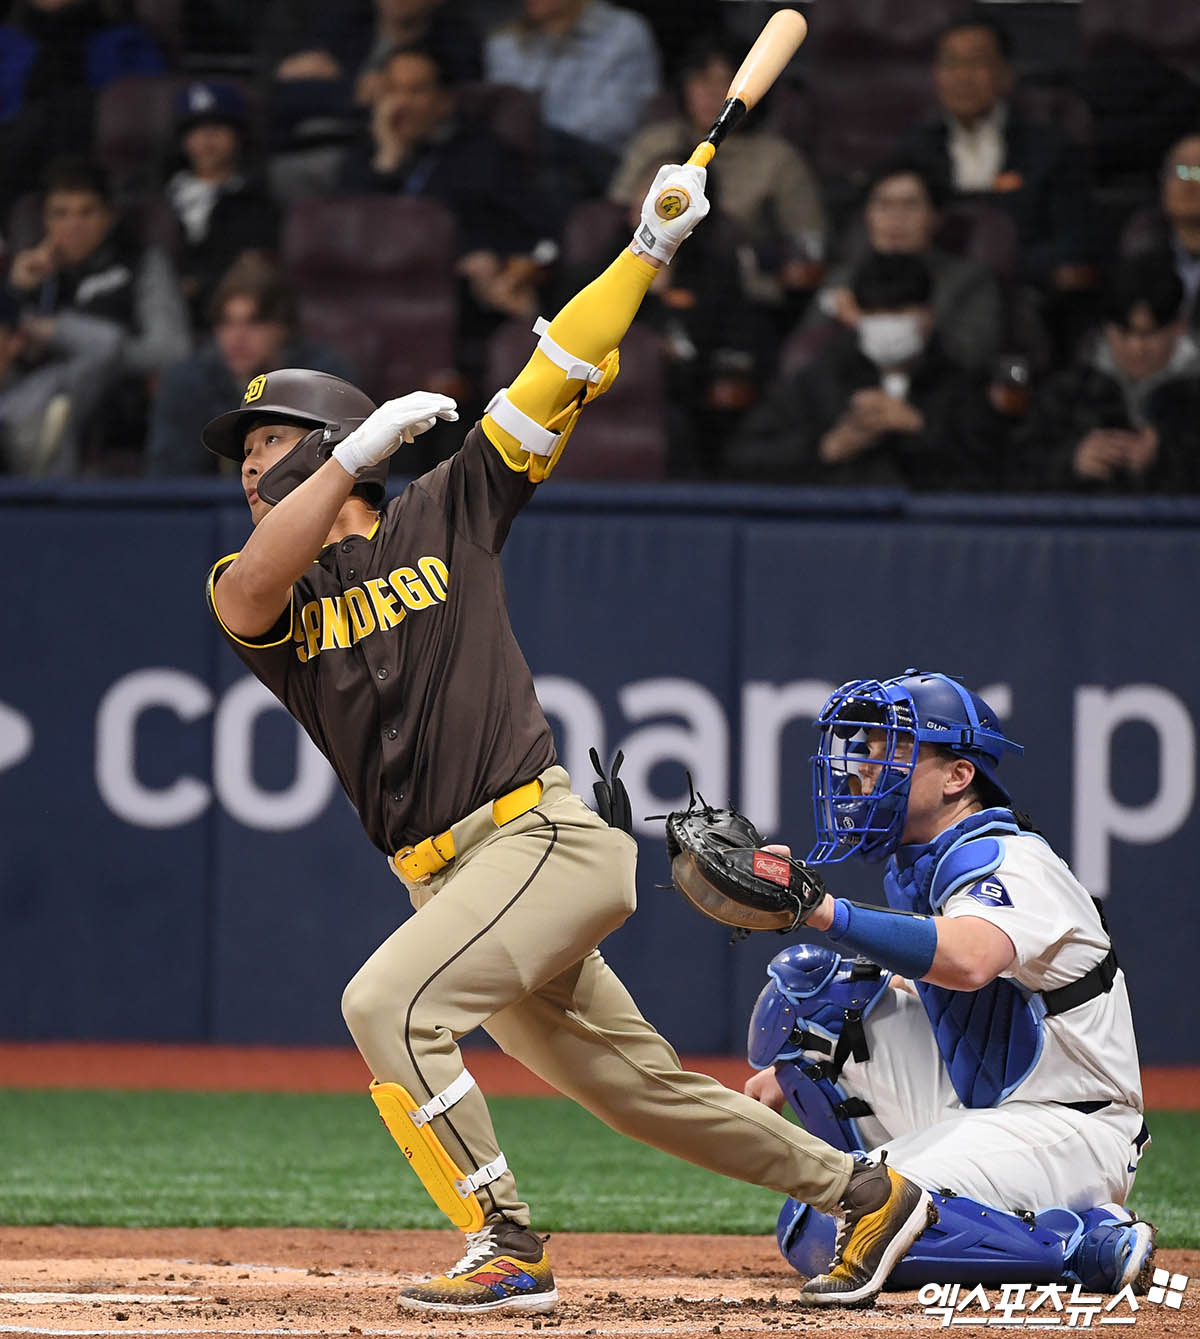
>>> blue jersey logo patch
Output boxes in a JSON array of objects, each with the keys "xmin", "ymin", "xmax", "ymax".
[{"xmin": 966, "ymin": 876, "xmax": 1012, "ymax": 908}]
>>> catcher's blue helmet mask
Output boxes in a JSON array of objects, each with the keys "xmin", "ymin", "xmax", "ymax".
[{"xmin": 808, "ymin": 670, "xmax": 1024, "ymax": 865}]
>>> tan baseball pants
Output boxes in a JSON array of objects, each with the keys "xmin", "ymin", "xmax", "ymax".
[{"xmin": 341, "ymin": 765, "xmax": 853, "ymax": 1226}]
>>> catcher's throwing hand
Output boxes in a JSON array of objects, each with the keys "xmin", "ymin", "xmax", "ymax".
[
  {"xmin": 332, "ymin": 392, "xmax": 459, "ymax": 476},
  {"xmin": 744, "ymin": 1067, "xmax": 786, "ymax": 1113},
  {"xmin": 665, "ymin": 797, "xmax": 828, "ymax": 933}
]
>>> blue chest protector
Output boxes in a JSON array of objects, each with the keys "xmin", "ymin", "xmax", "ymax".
[{"xmin": 884, "ymin": 808, "xmax": 1045, "ymax": 1108}]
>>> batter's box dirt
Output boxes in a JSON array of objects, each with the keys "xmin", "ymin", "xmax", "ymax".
[{"xmin": 0, "ymin": 1228, "xmax": 1195, "ymax": 1338}]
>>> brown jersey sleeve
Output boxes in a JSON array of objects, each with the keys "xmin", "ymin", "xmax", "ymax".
[
  {"xmin": 413, "ymin": 423, "xmax": 536, "ymax": 554},
  {"xmin": 205, "ymin": 554, "xmax": 296, "ymax": 697}
]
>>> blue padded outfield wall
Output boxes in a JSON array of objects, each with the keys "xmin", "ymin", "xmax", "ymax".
[{"xmin": 1, "ymin": 479, "xmax": 1197, "ymax": 1063}]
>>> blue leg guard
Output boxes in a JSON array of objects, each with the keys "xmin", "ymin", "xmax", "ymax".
[
  {"xmin": 777, "ymin": 1194, "xmax": 1156, "ymax": 1292},
  {"xmin": 1061, "ymin": 1204, "xmax": 1157, "ymax": 1294},
  {"xmin": 753, "ymin": 946, "xmax": 892, "ymax": 1283}
]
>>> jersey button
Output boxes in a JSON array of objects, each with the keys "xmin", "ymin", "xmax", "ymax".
[
  {"xmin": 385, "ymin": 727, "xmax": 398, "ymax": 740},
  {"xmin": 392, "ymin": 791, "xmax": 404, "ymax": 802},
  {"xmin": 347, "ymin": 568, "xmax": 357, "ymax": 580},
  {"xmin": 376, "ymin": 667, "xmax": 389, "ymax": 680},
  {"xmin": 341, "ymin": 542, "xmax": 354, "ymax": 554}
]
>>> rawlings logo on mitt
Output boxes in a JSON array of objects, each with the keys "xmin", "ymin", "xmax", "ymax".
[{"xmin": 665, "ymin": 793, "xmax": 827, "ymax": 934}]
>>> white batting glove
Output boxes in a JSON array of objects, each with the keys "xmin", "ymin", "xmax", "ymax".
[
  {"xmin": 331, "ymin": 392, "xmax": 459, "ymax": 475},
  {"xmin": 631, "ymin": 164, "xmax": 711, "ymax": 264}
]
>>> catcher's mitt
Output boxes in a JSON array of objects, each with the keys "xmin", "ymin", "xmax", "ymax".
[{"xmin": 665, "ymin": 795, "xmax": 827, "ymax": 933}]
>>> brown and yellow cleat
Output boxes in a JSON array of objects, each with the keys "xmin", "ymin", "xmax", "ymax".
[
  {"xmin": 397, "ymin": 1220, "xmax": 557, "ymax": 1314},
  {"xmin": 800, "ymin": 1153, "xmax": 938, "ymax": 1307}
]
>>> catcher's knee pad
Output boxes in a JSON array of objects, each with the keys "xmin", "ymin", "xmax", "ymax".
[
  {"xmin": 370, "ymin": 1074, "xmax": 506, "ymax": 1233},
  {"xmin": 749, "ymin": 944, "xmax": 890, "ymax": 1150}
]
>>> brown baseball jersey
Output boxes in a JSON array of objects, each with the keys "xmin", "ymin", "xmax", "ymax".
[{"xmin": 206, "ymin": 425, "xmax": 557, "ymax": 853}]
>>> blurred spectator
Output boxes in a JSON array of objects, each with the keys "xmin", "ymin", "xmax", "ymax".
[
  {"xmin": 266, "ymin": 0, "xmax": 480, "ymax": 202},
  {"xmin": 147, "ymin": 255, "xmax": 354, "ymax": 476},
  {"xmin": 166, "ymin": 81, "xmax": 280, "ymax": 329},
  {"xmin": 1013, "ymin": 255, "xmax": 1200, "ymax": 493},
  {"xmin": 556, "ymin": 177, "xmax": 763, "ymax": 476},
  {"xmin": 0, "ymin": 0, "xmax": 165, "ymax": 214},
  {"xmin": 340, "ymin": 47, "xmax": 556, "ymax": 330},
  {"xmin": 1121, "ymin": 133, "xmax": 1200, "ymax": 332},
  {"xmin": 485, "ymin": 0, "xmax": 661, "ymax": 198},
  {"xmin": 1077, "ymin": 44, "xmax": 1200, "ymax": 205},
  {"xmin": 896, "ymin": 12, "xmax": 1092, "ymax": 291},
  {"xmin": 609, "ymin": 35, "xmax": 824, "ymax": 308},
  {"xmin": 815, "ymin": 155, "xmax": 1006, "ymax": 374},
  {"xmin": 726, "ymin": 252, "xmax": 998, "ymax": 488},
  {"xmin": 0, "ymin": 288, "xmax": 121, "ymax": 475},
  {"xmin": 6, "ymin": 158, "xmax": 190, "ymax": 381}
]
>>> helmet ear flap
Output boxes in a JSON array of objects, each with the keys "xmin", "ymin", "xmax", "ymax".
[{"xmin": 256, "ymin": 425, "xmax": 328, "ymax": 506}]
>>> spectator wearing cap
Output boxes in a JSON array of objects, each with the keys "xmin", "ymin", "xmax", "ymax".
[
  {"xmin": 0, "ymin": 287, "xmax": 122, "ymax": 475},
  {"xmin": 7, "ymin": 157, "xmax": 190, "ymax": 381},
  {"xmin": 1121, "ymin": 133, "xmax": 1200, "ymax": 335},
  {"xmin": 726, "ymin": 251, "xmax": 998, "ymax": 488},
  {"xmin": 147, "ymin": 254, "xmax": 354, "ymax": 476},
  {"xmin": 485, "ymin": 0, "xmax": 661, "ymax": 197},
  {"xmin": 815, "ymin": 155, "xmax": 1006, "ymax": 373},
  {"xmin": 266, "ymin": 0, "xmax": 481, "ymax": 201},
  {"xmin": 1013, "ymin": 255, "xmax": 1200, "ymax": 493},
  {"xmin": 0, "ymin": 0, "xmax": 165, "ymax": 214},
  {"xmin": 895, "ymin": 12, "xmax": 1091, "ymax": 293},
  {"xmin": 609, "ymin": 35, "xmax": 824, "ymax": 308},
  {"xmin": 166, "ymin": 81, "xmax": 280, "ymax": 329}
]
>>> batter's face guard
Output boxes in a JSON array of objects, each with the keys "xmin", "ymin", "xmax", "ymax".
[
  {"xmin": 808, "ymin": 670, "xmax": 1023, "ymax": 865},
  {"xmin": 201, "ymin": 368, "xmax": 382, "ymax": 506}
]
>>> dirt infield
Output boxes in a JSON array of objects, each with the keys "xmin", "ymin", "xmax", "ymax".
[
  {"xmin": 0, "ymin": 1228, "xmax": 1195, "ymax": 1339},
  {"xmin": 1, "ymin": 1045, "xmax": 1198, "ymax": 1108}
]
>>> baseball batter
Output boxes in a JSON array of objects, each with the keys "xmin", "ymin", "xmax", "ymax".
[
  {"xmin": 744, "ymin": 671, "xmax": 1156, "ymax": 1294},
  {"xmin": 200, "ymin": 166, "xmax": 935, "ymax": 1315}
]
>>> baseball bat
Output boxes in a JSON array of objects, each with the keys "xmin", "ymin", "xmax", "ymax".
[{"xmin": 687, "ymin": 10, "xmax": 808, "ymax": 169}]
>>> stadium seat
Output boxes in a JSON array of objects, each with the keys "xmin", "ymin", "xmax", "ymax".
[
  {"xmin": 283, "ymin": 196, "xmax": 459, "ymax": 400},
  {"xmin": 1081, "ymin": 0, "xmax": 1200, "ymax": 84},
  {"xmin": 486, "ymin": 319, "xmax": 668, "ymax": 480}
]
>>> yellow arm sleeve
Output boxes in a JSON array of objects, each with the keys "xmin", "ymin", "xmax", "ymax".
[{"xmin": 482, "ymin": 247, "xmax": 657, "ymax": 471}]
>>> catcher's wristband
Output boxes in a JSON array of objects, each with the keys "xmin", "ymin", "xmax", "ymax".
[{"xmin": 825, "ymin": 898, "xmax": 938, "ymax": 980}]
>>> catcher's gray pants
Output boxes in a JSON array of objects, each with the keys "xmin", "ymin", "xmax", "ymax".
[{"xmin": 341, "ymin": 765, "xmax": 853, "ymax": 1228}]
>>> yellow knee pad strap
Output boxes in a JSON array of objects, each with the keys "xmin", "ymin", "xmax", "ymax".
[{"xmin": 370, "ymin": 1077, "xmax": 508, "ymax": 1232}]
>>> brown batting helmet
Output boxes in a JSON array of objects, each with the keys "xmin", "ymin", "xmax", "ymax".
[{"xmin": 202, "ymin": 368, "xmax": 383, "ymax": 506}]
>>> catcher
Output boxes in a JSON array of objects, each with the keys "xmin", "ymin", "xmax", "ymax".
[
  {"xmin": 668, "ymin": 670, "xmax": 1156, "ymax": 1296},
  {"xmin": 201, "ymin": 167, "xmax": 935, "ymax": 1316}
]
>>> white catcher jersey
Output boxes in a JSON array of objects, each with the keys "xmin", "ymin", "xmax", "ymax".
[{"xmin": 940, "ymin": 832, "xmax": 1143, "ymax": 1111}]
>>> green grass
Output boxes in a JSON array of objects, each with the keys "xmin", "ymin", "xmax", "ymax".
[{"xmin": 0, "ymin": 1092, "xmax": 1195, "ymax": 1246}]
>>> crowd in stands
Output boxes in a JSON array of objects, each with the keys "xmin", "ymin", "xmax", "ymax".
[{"xmin": 2, "ymin": 0, "xmax": 1200, "ymax": 493}]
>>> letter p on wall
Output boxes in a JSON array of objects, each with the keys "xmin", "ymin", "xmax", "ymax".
[{"xmin": 1073, "ymin": 684, "xmax": 1196, "ymax": 895}]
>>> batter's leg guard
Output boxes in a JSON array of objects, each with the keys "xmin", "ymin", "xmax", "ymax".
[{"xmin": 371, "ymin": 1074, "xmax": 507, "ymax": 1233}]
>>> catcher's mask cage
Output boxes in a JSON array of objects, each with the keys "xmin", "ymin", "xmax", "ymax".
[
  {"xmin": 807, "ymin": 670, "xmax": 1024, "ymax": 865},
  {"xmin": 201, "ymin": 368, "xmax": 382, "ymax": 507}
]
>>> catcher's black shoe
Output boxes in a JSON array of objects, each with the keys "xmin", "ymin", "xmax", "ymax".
[
  {"xmin": 800, "ymin": 1154, "xmax": 938, "ymax": 1307},
  {"xmin": 396, "ymin": 1219, "xmax": 557, "ymax": 1314}
]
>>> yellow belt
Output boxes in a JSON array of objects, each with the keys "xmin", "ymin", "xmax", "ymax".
[{"xmin": 392, "ymin": 778, "xmax": 544, "ymax": 884}]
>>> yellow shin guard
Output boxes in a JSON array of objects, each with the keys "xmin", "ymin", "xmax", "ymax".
[{"xmin": 370, "ymin": 1080, "xmax": 506, "ymax": 1232}]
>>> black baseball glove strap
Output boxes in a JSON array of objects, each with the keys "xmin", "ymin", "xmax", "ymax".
[{"xmin": 664, "ymin": 790, "xmax": 827, "ymax": 933}]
